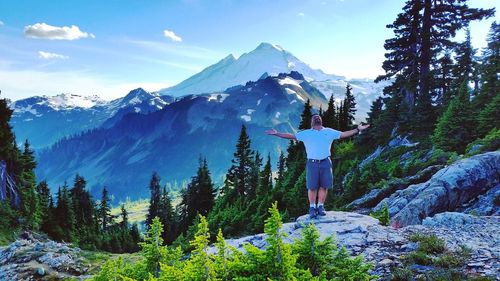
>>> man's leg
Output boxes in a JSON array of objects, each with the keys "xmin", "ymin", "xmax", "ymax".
[
  {"xmin": 308, "ymin": 189, "xmax": 318, "ymax": 205},
  {"xmin": 318, "ymin": 187, "xmax": 328, "ymax": 205}
]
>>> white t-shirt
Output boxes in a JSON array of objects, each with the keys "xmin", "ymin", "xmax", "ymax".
[{"xmin": 295, "ymin": 128, "xmax": 342, "ymax": 160}]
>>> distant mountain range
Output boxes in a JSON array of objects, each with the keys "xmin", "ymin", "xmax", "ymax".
[
  {"xmin": 36, "ymin": 72, "xmax": 327, "ymax": 199},
  {"xmin": 9, "ymin": 89, "xmax": 174, "ymax": 149}
]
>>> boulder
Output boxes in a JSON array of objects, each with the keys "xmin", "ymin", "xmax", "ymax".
[
  {"xmin": 348, "ymin": 165, "xmax": 443, "ymax": 210},
  {"xmin": 373, "ymin": 151, "xmax": 500, "ymax": 226},
  {"xmin": 461, "ymin": 184, "xmax": 500, "ymax": 216}
]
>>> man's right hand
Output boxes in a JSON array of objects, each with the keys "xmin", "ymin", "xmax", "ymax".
[{"xmin": 265, "ymin": 129, "xmax": 278, "ymax": 135}]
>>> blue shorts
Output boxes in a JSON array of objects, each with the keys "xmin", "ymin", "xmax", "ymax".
[{"xmin": 306, "ymin": 157, "xmax": 333, "ymax": 190}]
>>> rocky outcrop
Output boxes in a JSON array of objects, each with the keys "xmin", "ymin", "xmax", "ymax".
[
  {"xmin": 461, "ymin": 184, "xmax": 500, "ymax": 216},
  {"xmin": 348, "ymin": 164, "xmax": 443, "ymax": 211},
  {"xmin": 0, "ymin": 232, "xmax": 90, "ymax": 280},
  {"xmin": 214, "ymin": 211, "xmax": 500, "ymax": 278},
  {"xmin": 373, "ymin": 151, "xmax": 500, "ymax": 226}
]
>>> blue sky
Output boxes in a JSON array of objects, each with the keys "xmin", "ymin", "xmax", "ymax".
[{"xmin": 0, "ymin": 0, "xmax": 497, "ymax": 100}]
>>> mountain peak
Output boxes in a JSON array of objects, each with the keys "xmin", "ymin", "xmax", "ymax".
[
  {"xmin": 160, "ymin": 43, "xmax": 345, "ymax": 97},
  {"xmin": 255, "ymin": 42, "xmax": 284, "ymax": 52}
]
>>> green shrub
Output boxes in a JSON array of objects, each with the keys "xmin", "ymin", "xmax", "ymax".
[
  {"xmin": 409, "ymin": 233, "xmax": 446, "ymax": 254},
  {"xmin": 402, "ymin": 251, "xmax": 433, "ymax": 265},
  {"xmin": 466, "ymin": 128, "xmax": 500, "ymax": 156},
  {"xmin": 91, "ymin": 203, "xmax": 377, "ymax": 280},
  {"xmin": 434, "ymin": 253, "xmax": 464, "ymax": 268},
  {"xmin": 370, "ymin": 202, "xmax": 390, "ymax": 226},
  {"xmin": 390, "ymin": 267, "xmax": 413, "ymax": 281}
]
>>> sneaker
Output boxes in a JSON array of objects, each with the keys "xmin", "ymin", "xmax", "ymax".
[
  {"xmin": 317, "ymin": 205, "xmax": 326, "ymax": 216},
  {"xmin": 308, "ymin": 207, "xmax": 317, "ymax": 219}
]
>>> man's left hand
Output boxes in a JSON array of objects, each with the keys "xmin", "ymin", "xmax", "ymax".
[{"xmin": 358, "ymin": 124, "xmax": 370, "ymax": 131}]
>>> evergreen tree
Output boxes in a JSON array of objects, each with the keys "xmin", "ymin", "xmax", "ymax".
[
  {"xmin": 36, "ymin": 181, "xmax": 52, "ymax": 232},
  {"xmin": 436, "ymin": 53, "xmax": 454, "ymax": 108},
  {"xmin": 343, "ymin": 84, "xmax": 357, "ymax": 129},
  {"xmin": 432, "ymin": 81, "xmax": 473, "ymax": 153},
  {"xmin": 322, "ymin": 94, "xmax": 338, "ymax": 129},
  {"xmin": 70, "ymin": 174, "xmax": 98, "ymax": 248},
  {"xmin": 249, "ymin": 154, "xmax": 273, "ymax": 232},
  {"xmin": 474, "ymin": 21, "xmax": 499, "ymax": 132},
  {"xmin": 248, "ymin": 151, "xmax": 262, "ymax": 200},
  {"xmin": 18, "ymin": 139, "xmax": 40, "ymax": 229},
  {"xmin": 196, "ymin": 158, "xmax": 215, "ymax": 217},
  {"xmin": 298, "ymin": 99, "xmax": 313, "ymax": 130},
  {"xmin": 375, "ymin": 0, "xmax": 493, "ymax": 141},
  {"xmin": 451, "ymin": 28, "xmax": 477, "ymax": 95},
  {"xmin": 98, "ymin": 187, "xmax": 112, "ymax": 230},
  {"xmin": 0, "ymin": 92, "xmax": 19, "ymax": 182},
  {"xmin": 158, "ymin": 187, "xmax": 176, "ymax": 244},
  {"xmin": 120, "ymin": 204, "xmax": 128, "ymax": 228},
  {"xmin": 275, "ymin": 152, "xmax": 286, "ymax": 184},
  {"xmin": 477, "ymin": 93, "xmax": 500, "ymax": 136},
  {"xmin": 146, "ymin": 172, "xmax": 162, "ymax": 228},
  {"xmin": 178, "ymin": 158, "xmax": 215, "ymax": 236},
  {"xmin": 53, "ymin": 183, "xmax": 76, "ymax": 242},
  {"xmin": 226, "ymin": 125, "xmax": 254, "ymax": 198}
]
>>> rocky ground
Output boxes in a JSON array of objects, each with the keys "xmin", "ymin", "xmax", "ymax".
[
  {"xmin": 216, "ymin": 211, "xmax": 499, "ymax": 279},
  {"xmin": 0, "ymin": 232, "xmax": 92, "ymax": 280}
]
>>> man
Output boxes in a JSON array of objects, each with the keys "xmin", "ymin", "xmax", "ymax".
[{"xmin": 265, "ymin": 114, "xmax": 369, "ymax": 218}]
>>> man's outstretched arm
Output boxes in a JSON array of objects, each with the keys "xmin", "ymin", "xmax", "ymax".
[
  {"xmin": 340, "ymin": 124, "xmax": 370, "ymax": 139},
  {"xmin": 265, "ymin": 129, "xmax": 297, "ymax": 140}
]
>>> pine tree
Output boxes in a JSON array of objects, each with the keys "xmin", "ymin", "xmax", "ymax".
[
  {"xmin": 477, "ymin": 93, "xmax": 500, "ymax": 136},
  {"xmin": 18, "ymin": 139, "xmax": 40, "ymax": 229},
  {"xmin": 452, "ymin": 28, "xmax": 477, "ymax": 95},
  {"xmin": 343, "ymin": 84, "xmax": 356, "ymax": 128},
  {"xmin": 54, "ymin": 183, "xmax": 76, "ymax": 242},
  {"xmin": 196, "ymin": 158, "xmax": 215, "ymax": 217},
  {"xmin": 375, "ymin": 0, "xmax": 493, "ymax": 142},
  {"xmin": 436, "ymin": 53, "xmax": 454, "ymax": 108},
  {"xmin": 98, "ymin": 187, "xmax": 112, "ymax": 230},
  {"xmin": 298, "ymin": 99, "xmax": 313, "ymax": 130},
  {"xmin": 474, "ymin": 21, "xmax": 499, "ymax": 135},
  {"xmin": 146, "ymin": 172, "xmax": 162, "ymax": 228},
  {"xmin": 275, "ymin": 152, "xmax": 286, "ymax": 184},
  {"xmin": 432, "ymin": 81, "xmax": 473, "ymax": 153},
  {"xmin": 0, "ymin": 92, "xmax": 19, "ymax": 181},
  {"xmin": 120, "ymin": 204, "xmax": 128, "ymax": 228},
  {"xmin": 322, "ymin": 95, "xmax": 338, "ymax": 129},
  {"xmin": 226, "ymin": 125, "xmax": 254, "ymax": 197},
  {"xmin": 158, "ymin": 187, "xmax": 176, "ymax": 244},
  {"xmin": 36, "ymin": 181, "xmax": 52, "ymax": 232},
  {"xmin": 178, "ymin": 158, "xmax": 215, "ymax": 236}
]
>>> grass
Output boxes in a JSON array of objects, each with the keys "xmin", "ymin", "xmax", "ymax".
[
  {"xmin": 0, "ymin": 228, "xmax": 19, "ymax": 246},
  {"xmin": 409, "ymin": 233, "xmax": 446, "ymax": 254},
  {"xmin": 80, "ymin": 249, "xmax": 143, "ymax": 275},
  {"xmin": 393, "ymin": 233, "xmax": 494, "ymax": 281}
]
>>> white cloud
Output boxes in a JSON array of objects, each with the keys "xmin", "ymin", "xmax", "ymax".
[
  {"xmin": 24, "ymin": 23, "xmax": 95, "ymax": 40},
  {"xmin": 38, "ymin": 51, "xmax": 69, "ymax": 60},
  {"xmin": 298, "ymin": 12, "xmax": 305, "ymax": 17},
  {"xmin": 163, "ymin": 29, "xmax": 182, "ymax": 42}
]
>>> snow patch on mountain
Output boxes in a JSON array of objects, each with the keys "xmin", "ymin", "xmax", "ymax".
[
  {"xmin": 278, "ymin": 77, "xmax": 303, "ymax": 88},
  {"xmin": 240, "ymin": 115, "xmax": 251, "ymax": 122}
]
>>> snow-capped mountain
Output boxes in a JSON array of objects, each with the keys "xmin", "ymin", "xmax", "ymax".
[
  {"xmin": 10, "ymin": 89, "xmax": 174, "ymax": 148},
  {"xmin": 160, "ymin": 42, "xmax": 388, "ymax": 121},
  {"xmin": 159, "ymin": 42, "xmax": 345, "ymax": 97},
  {"xmin": 36, "ymin": 72, "xmax": 328, "ymax": 199}
]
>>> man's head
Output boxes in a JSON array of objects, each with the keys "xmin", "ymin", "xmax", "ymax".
[{"xmin": 311, "ymin": 114, "xmax": 322, "ymax": 127}]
